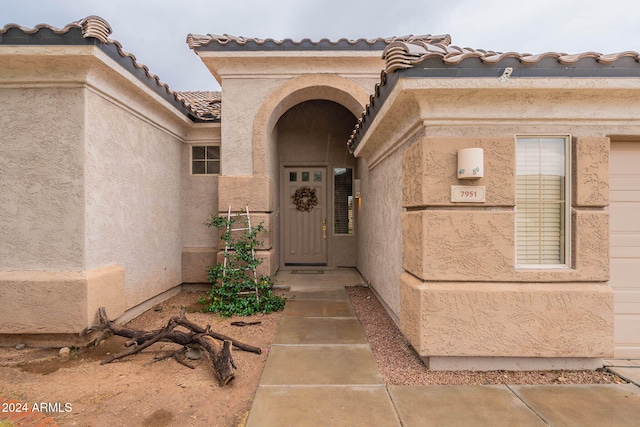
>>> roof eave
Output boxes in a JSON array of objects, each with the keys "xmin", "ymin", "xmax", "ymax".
[
  {"xmin": 348, "ymin": 54, "xmax": 640, "ymax": 152},
  {"xmin": 1, "ymin": 16, "xmax": 215, "ymax": 123}
]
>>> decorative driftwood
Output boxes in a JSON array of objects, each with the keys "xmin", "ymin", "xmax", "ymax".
[
  {"xmin": 83, "ymin": 307, "xmax": 261, "ymax": 386},
  {"xmin": 231, "ymin": 321, "xmax": 262, "ymax": 327}
]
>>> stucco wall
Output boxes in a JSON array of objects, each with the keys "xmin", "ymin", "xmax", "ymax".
[
  {"xmin": 398, "ymin": 133, "xmax": 614, "ymax": 363},
  {"xmin": 400, "ymin": 273, "xmax": 613, "ymax": 358},
  {"xmin": 181, "ymin": 147, "xmax": 218, "ymax": 248},
  {"xmin": 84, "ymin": 89, "xmax": 183, "ymax": 305},
  {"xmin": 350, "ymin": 77, "xmax": 640, "ymax": 366},
  {"xmin": 221, "ymin": 78, "xmax": 283, "ymax": 176},
  {"xmin": 0, "ymin": 87, "xmax": 85, "ymax": 271},
  {"xmin": 181, "ymin": 126, "xmax": 220, "ymax": 283},
  {"xmin": 356, "ymin": 149, "xmax": 404, "ymax": 319}
]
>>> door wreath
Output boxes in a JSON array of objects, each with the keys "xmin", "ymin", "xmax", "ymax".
[{"xmin": 292, "ymin": 187, "xmax": 318, "ymax": 212}]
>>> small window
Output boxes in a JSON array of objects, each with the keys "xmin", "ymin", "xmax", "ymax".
[
  {"xmin": 334, "ymin": 168, "xmax": 354, "ymax": 235},
  {"xmin": 192, "ymin": 146, "xmax": 220, "ymax": 175},
  {"xmin": 516, "ymin": 136, "xmax": 571, "ymax": 267}
]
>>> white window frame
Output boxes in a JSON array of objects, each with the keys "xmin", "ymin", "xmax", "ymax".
[
  {"xmin": 515, "ymin": 135, "xmax": 571, "ymax": 269},
  {"xmin": 191, "ymin": 145, "xmax": 220, "ymax": 175}
]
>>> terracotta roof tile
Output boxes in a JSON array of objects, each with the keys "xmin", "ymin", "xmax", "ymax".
[
  {"xmin": 187, "ymin": 33, "xmax": 452, "ymax": 51},
  {"xmin": 1, "ymin": 16, "xmax": 218, "ymax": 122},
  {"xmin": 175, "ymin": 91, "xmax": 222, "ymax": 121},
  {"xmin": 347, "ymin": 40, "xmax": 640, "ymax": 151},
  {"xmin": 382, "ymin": 40, "xmax": 640, "ymax": 73},
  {"xmin": 0, "ymin": 15, "xmax": 111, "ymax": 42}
]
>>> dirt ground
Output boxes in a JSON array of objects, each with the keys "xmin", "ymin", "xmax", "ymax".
[
  {"xmin": 1, "ymin": 285, "xmax": 628, "ymax": 426},
  {"xmin": 0, "ymin": 291, "xmax": 283, "ymax": 427}
]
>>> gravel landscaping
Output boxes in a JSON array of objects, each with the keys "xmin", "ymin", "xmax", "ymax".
[{"xmin": 346, "ymin": 286, "xmax": 627, "ymax": 386}]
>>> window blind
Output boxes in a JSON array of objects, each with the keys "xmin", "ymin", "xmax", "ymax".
[
  {"xmin": 516, "ymin": 137, "xmax": 568, "ymax": 265},
  {"xmin": 334, "ymin": 168, "xmax": 353, "ymax": 234}
]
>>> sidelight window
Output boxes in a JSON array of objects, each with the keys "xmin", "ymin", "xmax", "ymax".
[{"xmin": 334, "ymin": 168, "xmax": 353, "ymax": 235}]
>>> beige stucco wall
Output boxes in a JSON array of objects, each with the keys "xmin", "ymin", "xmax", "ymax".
[
  {"xmin": 356, "ymin": 149, "xmax": 404, "ymax": 319},
  {"xmin": 400, "ymin": 273, "xmax": 613, "ymax": 358},
  {"xmin": 0, "ymin": 86, "xmax": 85, "ymax": 271},
  {"xmin": 198, "ymin": 51, "xmax": 382, "ymax": 178},
  {"xmin": 0, "ymin": 265, "xmax": 126, "ymax": 334},
  {"xmin": 199, "ymin": 50, "xmax": 380, "ymax": 271},
  {"xmin": 398, "ymin": 133, "xmax": 613, "ymax": 364},
  {"xmin": 0, "ymin": 45, "xmax": 194, "ymax": 338},
  {"xmin": 182, "ymin": 124, "xmax": 221, "ymax": 283},
  {"xmin": 84, "ymin": 86, "xmax": 183, "ymax": 306},
  {"xmin": 353, "ymin": 76, "xmax": 640, "ymax": 366}
]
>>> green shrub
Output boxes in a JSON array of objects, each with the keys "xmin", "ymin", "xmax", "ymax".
[{"xmin": 200, "ymin": 212, "xmax": 286, "ymax": 316}]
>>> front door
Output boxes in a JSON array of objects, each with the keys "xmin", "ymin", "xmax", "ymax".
[{"xmin": 283, "ymin": 166, "xmax": 328, "ymax": 266}]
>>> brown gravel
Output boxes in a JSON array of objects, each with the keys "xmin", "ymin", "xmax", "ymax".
[{"xmin": 346, "ymin": 286, "xmax": 627, "ymax": 386}]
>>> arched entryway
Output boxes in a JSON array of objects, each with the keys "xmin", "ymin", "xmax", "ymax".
[{"xmin": 276, "ymin": 100, "xmax": 358, "ymax": 268}]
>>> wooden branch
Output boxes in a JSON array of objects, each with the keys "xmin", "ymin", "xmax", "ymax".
[
  {"xmin": 197, "ymin": 336, "xmax": 235, "ymax": 386},
  {"xmin": 154, "ymin": 348, "xmax": 195, "ymax": 369},
  {"xmin": 174, "ymin": 316, "xmax": 262, "ymax": 354},
  {"xmin": 100, "ymin": 319, "xmax": 177, "ymax": 365},
  {"xmin": 87, "ymin": 307, "xmax": 260, "ymax": 386},
  {"xmin": 174, "ymin": 352, "xmax": 196, "ymax": 370},
  {"xmin": 231, "ymin": 321, "xmax": 262, "ymax": 327},
  {"xmin": 99, "ymin": 311, "xmax": 261, "ymax": 354}
]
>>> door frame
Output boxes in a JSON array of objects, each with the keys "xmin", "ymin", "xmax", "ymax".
[{"xmin": 279, "ymin": 162, "xmax": 332, "ymax": 270}]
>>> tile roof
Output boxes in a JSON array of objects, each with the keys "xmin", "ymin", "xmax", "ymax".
[
  {"xmin": 187, "ymin": 33, "xmax": 451, "ymax": 51},
  {"xmin": 1, "ymin": 16, "xmax": 218, "ymax": 122},
  {"xmin": 347, "ymin": 39, "xmax": 640, "ymax": 152},
  {"xmin": 383, "ymin": 40, "xmax": 640, "ymax": 73},
  {"xmin": 0, "ymin": 15, "xmax": 112, "ymax": 42},
  {"xmin": 175, "ymin": 91, "xmax": 222, "ymax": 121}
]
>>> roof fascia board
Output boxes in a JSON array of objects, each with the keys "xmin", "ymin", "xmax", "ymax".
[
  {"xmin": 407, "ymin": 56, "xmax": 640, "ymax": 78},
  {"xmin": 89, "ymin": 48, "xmax": 194, "ymax": 129},
  {"xmin": 197, "ymin": 52, "xmax": 384, "ymax": 82},
  {"xmin": 351, "ymin": 71, "xmax": 401, "ymax": 155},
  {"xmin": 96, "ymin": 42, "xmax": 210, "ymax": 122}
]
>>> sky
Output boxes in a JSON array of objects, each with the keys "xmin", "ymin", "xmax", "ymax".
[{"xmin": 3, "ymin": 0, "xmax": 640, "ymax": 91}]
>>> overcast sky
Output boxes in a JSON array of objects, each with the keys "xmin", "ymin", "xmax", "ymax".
[{"xmin": 4, "ymin": 0, "xmax": 640, "ymax": 91}]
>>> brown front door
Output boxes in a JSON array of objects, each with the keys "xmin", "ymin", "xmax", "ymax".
[{"xmin": 283, "ymin": 166, "xmax": 328, "ymax": 266}]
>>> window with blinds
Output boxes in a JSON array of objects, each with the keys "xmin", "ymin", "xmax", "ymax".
[
  {"xmin": 516, "ymin": 136, "xmax": 570, "ymax": 266},
  {"xmin": 334, "ymin": 168, "xmax": 353, "ymax": 235}
]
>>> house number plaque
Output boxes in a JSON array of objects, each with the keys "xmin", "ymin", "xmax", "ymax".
[{"xmin": 451, "ymin": 186, "xmax": 486, "ymax": 203}]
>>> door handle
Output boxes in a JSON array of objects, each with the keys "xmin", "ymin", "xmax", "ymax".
[{"xmin": 322, "ymin": 218, "xmax": 327, "ymax": 239}]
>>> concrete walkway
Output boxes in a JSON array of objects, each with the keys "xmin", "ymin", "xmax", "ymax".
[{"xmin": 247, "ymin": 270, "xmax": 640, "ymax": 427}]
